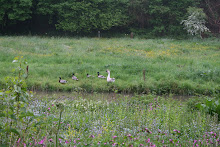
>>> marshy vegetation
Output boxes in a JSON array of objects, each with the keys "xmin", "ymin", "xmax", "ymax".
[{"xmin": 1, "ymin": 90, "xmax": 220, "ymax": 146}]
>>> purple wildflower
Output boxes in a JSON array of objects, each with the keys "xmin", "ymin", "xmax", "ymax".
[{"xmin": 113, "ymin": 136, "xmax": 117, "ymax": 139}]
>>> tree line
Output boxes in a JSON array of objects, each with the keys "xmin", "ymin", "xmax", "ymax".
[{"xmin": 0, "ymin": 0, "xmax": 219, "ymax": 37}]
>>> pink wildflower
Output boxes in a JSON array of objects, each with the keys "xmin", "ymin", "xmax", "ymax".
[
  {"xmin": 48, "ymin": 107, "xmax": 50, "ymax": 110},
  {"xmin": 113, "ymin": 136, "xmax": 117, "ymax": 139},
  {"xmin": 89, "ymin": 135, "xmax": 95, "ymax": 138},
  {"xmin": 49, "ymin": 138, "xmax": 53, "ymax": 142},
  {"xmin": 17, "ymin": 138, "xmax": 21, "ymax": 143},
  {"xmin": 112, "ymin": 143, "xmax": 117, "ymax": 146},
  {"xmin": 65, "ymin": 140, "xmax": 69, "ymax": 144},
  {"xmin": 38, "ymin": 137, "xmax": 46, "ymax": 144}
]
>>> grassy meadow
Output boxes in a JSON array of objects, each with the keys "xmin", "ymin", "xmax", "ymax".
[{"xmin": 0, "ymin": 36, "xmax": 220, "ymax": 95}]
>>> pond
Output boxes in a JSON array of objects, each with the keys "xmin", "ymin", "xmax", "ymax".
[{"xmin": 33, "ymin": 91, "xmax": 193, "ymax": 101}]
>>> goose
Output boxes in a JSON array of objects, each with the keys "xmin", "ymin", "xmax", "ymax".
[
  {"xmin": 97, "ymin": 72, "xmax": 106, "ymax": 79},
  {"xmin": 72, "ymin": 73, "xmax": 78, "ymax": 81},
  {"xmin": 87, "ymin": 73, "xmax": 94, "ymax": 78},
  {"xmin": 59, "ymin": 77, "xmax": 68, "ymax": 84},
  {"xmin": 106, "ymin": 69, "xmax": 115, "ymax": 82}
]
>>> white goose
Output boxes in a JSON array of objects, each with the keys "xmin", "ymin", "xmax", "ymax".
[
  {"xmin": 59, "ymin": 77, "xmax": 68, "ymax": 84},
  {"xmin": 97, "ymin": 72, "xmax": 106, "ymax": 79},
  {"xmin": 106, "ymin": 69, "xmax": 115, "ymax": 82},
  {"xmin": 72, "ymin": 73, "xmax": 78, "ymax": 81}
]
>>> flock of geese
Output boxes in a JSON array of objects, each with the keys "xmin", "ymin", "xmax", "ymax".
[{"xmin": 59, "ymin": 69, "xmax": 115, "ymax": 84}]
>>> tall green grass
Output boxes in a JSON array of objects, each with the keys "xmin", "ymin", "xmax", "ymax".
[{"xmin": 0, "ymin": 36, "xmax": 220, "ymax": 95}]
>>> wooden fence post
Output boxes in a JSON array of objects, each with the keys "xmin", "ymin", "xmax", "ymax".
[
  {"xmin": 98, "ymin": 31, "xmax": 100, "ymax": 38},
  {"xmin": 143, "ymin": 69, "xmax": 146, "ymax": 81},
  {"xmin": 130, "ymin": 32, "xmax": 134, "ymax": 39}
]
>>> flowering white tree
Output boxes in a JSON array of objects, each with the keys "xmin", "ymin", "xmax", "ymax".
[{"xmin": 181, "ymin": 7, "xmax": 210, "ymax": 38}]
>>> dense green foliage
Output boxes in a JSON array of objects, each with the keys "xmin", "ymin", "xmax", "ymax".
[
  {"xmin": 187, "ymin": 95, "xmax": 220, "ymax": 118},
  {"xmin": 0, "ymin": 36, "xmax": 219, "ymax": 95},
  {"xmin": 0, "ymin": 0, "xmax": 219, "ymax": 36}
]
